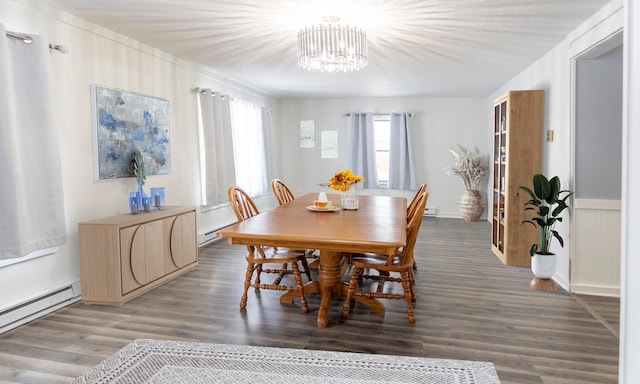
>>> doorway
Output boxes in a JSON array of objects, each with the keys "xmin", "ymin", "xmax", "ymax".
[{"xmin": 571, "ymin": 32, "xmax": 623, "ymax": 297}]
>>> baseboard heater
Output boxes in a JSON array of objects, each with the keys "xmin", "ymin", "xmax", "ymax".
[
  {"xmin": 424, "ymin": 207, "xmax": 436, "ymax": 217},
  {"xmin": 198, "ymin": 222, "xmax": 238, "ymax": 247},
  {"xmin": 0, "ymin": 281, "xmax": 81, "ymax": 335}
]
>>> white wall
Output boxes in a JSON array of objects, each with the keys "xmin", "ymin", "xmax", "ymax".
[
  {"xmin": 0, "ymin": 0, "xmax": 281, "ymax": 309},
  {"xmin": 280, "ymin": 97, "xmax": 489, "ymax": 218}
]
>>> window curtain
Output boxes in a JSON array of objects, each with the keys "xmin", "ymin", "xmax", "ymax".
[
  {"xmin": 348, "ymin": 113, "xmax": 378, "ymax": 189},
  {"xmin": 389, "ymin": 113, "xmax": 418, "ymax": 190},
  {"xmin": 230, "ymin": 98, "xmax": 269, "ymax": 197},
  {"xmin": 196, "ymin": 90, "xmax": 235, "ymax": 206},
  {"xmin": 261, "ymin": 107, "xmax": 276, "ymax": 187},
  {"xmin": 0, "ymin": 25, "xmax": 66, "ymax": 259}
]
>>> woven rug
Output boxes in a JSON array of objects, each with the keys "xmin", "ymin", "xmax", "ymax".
[{"xmin": 72, "ymin": 339, "xmax": 501, "ymax": 384}]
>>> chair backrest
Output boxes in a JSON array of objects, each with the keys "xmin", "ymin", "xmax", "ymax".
[
  {"xmin": 407, "ymin": 184, "xmax": 427, "ymax": 223},
  {"xmin": 228, "ymin": 186, "xmax": 260, "ymax": 222},
  {"xmin": 271, "ymin": 179, "xmax": 296, "ymax": 205},
  {"xmin": 399, "ymin": 189, "xmax": 428, "ymax": 265}
]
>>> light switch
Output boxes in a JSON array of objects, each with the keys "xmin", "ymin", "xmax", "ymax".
[{"xmin": 547, "ymin": 130, "xmax": 554, "ymax": 142}]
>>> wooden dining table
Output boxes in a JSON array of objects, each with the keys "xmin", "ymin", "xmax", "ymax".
[{"xmin": 217, "ymin": 192, "xmax": 407, "ymax": 328}]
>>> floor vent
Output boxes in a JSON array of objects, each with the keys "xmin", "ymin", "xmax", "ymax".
[{"xmin": 0, "ymin": 281, "xmax": 81, "ymax": 334}]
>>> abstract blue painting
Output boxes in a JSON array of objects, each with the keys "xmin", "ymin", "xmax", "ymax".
[{"xmin": 91, "ymin": 85, "xmax": 171, "ymax": 180}]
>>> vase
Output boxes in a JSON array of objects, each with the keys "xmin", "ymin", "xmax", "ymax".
[
  {"xmin": 137, "ymin": 184, "xmax": 147, "ymax": 210},
  {"xmin": 459, "ymin": 189, "xmax": 485, "ymax": 222},
  {"xmin": 341, "ymin": 185, "xmax": 359, "ymax": 210}
]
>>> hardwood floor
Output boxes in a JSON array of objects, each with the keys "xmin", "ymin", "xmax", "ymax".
[{"xmin": 0, "ymin": 218, "xmax": 619, "ymax": 383}]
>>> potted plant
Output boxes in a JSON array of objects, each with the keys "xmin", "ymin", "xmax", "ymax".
[
  {"xmin": 445, "ymin": 145, "xmax": 489, "ymax": 221},
  {"xmin": 519, "ymin": 174, "xmax": 573, "ymax": 280},
  {"xmin": 320, "ymin": 169, "xmax": 364, "ymax": 210}
]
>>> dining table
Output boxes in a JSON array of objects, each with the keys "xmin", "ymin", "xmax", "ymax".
[{"xmin": 217, "ymin": 192, "xmax": 407, "ymax": 328}]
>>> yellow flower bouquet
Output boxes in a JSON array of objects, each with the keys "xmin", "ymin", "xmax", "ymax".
[{"xmin": 321, "ymin": 169, "xmax": 364, "ymax": 192}]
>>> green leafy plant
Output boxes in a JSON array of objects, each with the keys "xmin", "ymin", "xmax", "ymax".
[
  {"xmin": 520, "ymin": 174, "xmax": 573, "ymax": 256},
  {"xmin": 131, "ymin": 149, "xmax": 146, "ymax": 186}
]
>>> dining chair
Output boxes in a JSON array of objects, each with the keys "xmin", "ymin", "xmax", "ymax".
[
  {"xmin": 407, "ymin": 184, "xmax": 428, "ymax": 270},
  {"xmin": 271, "ymin": 178, "xmax": 296, "ymax": 205},
  {"xmin": 341, "ymin": 188, "xmax": 428, "ymax": 323},
  {"xmin": 271, "ymin": 179, "xmax": 319, "ymax": 267},
  {"xmin": 228, "ymin": 186, "xmax": 312, "ymax": 313}
]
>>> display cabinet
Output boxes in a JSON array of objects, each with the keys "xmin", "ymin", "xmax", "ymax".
[{"xmin": 491, "ymin": 90, "xmax": 544, "ymax": 267}]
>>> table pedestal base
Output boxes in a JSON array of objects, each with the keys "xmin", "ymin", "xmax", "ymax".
[{"xmin": 280, "ymin": 251, "xmax": 385, "ymax": 328}]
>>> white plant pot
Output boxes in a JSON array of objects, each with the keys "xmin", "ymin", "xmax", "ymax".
[{"xmin": 531, "ymin": 253, "xmax": 557, "ymax": 279}]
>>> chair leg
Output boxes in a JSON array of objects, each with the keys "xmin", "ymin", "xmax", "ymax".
[
  {"xmin": 376, "ymin": 270, "xmax": 390, "ymax": 293},
  {"xmin": 299, "ymin": 257, "xmax": 312, "ymax": 281},
  {"xmin": 409, "ymin": 270, "xmax": 417, "ymax": 302},
  {"xmin": 291, "ymin": 262, "xmax": 309, "ymax": 313},
  {"xmin": 240, "ymin": 262, "xmax": 255, "ymax": 309},
  {"xmin": 401, "ymin": 271, "xmax": 416, "ymax": 323},
  {"xmin": 341, "ymin": 267, "xmax": 362, "ymax": 318},
  {"xmin": 254, "ymin": 264, "xmax": 263, "ymax": 289}
]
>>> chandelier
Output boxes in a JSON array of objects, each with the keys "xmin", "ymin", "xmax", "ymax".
[{"xmin": 297, "ymin": 16, "xmax": 368, "ymax": 73}]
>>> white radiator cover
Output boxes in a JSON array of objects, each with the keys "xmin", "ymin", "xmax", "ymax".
[{"xmin": 0, "ymin": 281, "xmax": 81, "ymax": 334}]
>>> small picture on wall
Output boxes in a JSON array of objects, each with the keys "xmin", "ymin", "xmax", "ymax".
[
  {"xmin": 91, "ymin": 85, "xmax": 171, "ymax": 180},
  {"xmin": 300, "ymin": 120, "xmax": 315, "ymax": 148},
  {"xmin": 321, "ymin": 130, "xmax": 338, "ymax": 159}
]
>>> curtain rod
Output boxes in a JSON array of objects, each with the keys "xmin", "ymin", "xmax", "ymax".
[
  {"xmin": 344, "ymin": 113, "xmax": 415, "ymax": 117},
  {"xmin": 6, "ymin": 30, "xmax": 68, "ymax": 53},
  {"xmin": 192, "ymin": 87, "xmax": 227, "ymax": 99}
]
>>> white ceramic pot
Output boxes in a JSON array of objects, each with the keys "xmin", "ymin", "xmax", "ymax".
[{"xmin": 531, "ymin": 253, "xmax": 557, "ymax": 279}]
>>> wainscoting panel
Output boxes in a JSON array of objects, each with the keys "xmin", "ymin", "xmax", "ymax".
[{"xmin": 571, "ymin": 199, "xmax": 621, "ymax": 297}]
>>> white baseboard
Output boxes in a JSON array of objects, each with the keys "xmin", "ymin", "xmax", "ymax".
[{"xmin": 571, "ymin": 283, "xmax": 620, "ymax": 298}]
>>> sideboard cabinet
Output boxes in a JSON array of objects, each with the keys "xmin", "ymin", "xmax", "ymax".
[
  {"xmin": 79, "ymin": 206, "xmax": 197, "ymax": 306},
  {"xmin": 491, "ymin": 90, "xmax": 544, "ymax": 267}
]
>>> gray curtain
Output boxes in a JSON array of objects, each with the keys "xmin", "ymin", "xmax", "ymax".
[
  {"xmin": 348, "ymin": 113, "xmax": 378, "ymax": 189},
  {"xmin": 0, "ymin": 25, "xmax": 67, "ymax": 259},
  {"xmin": 389, "ymin": 113, "xmax": 418, "ymax": 190},
  {"xmin": 196, "ymin": 90, "xmax": 235, "ymax": 206}
]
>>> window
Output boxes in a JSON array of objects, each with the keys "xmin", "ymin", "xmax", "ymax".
[
  {"xmin": 196, "ymin": 92, "xmax": 271, "ymax": 208},
  {"xmin": 230, "ymin": 98, "xmax": 269, "ymax": 197},
  {"xmin": 374, "ymin": 115, "xmax": 390, "ymax": 188}
]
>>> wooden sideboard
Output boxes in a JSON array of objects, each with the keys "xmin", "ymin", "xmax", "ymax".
[{"xmin": 78, "ymin": 206, "xmax": 198, "ymax": 306}]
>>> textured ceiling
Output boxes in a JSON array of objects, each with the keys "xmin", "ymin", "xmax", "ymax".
[{"xmin": 37, "ymin": 0, "xmax": 611, "ymax": 98}]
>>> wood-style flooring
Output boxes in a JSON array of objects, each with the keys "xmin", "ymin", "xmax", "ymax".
[{"xmin": 0, "ymin": 218, "xmax": 619, "ymax": 383}]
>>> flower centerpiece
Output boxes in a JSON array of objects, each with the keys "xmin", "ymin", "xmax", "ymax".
[
  {"xmin": 445, "ymin": 145, "xmax": 489, "ymax": 221},
  {"xmin": 322, "ymin": 169, "xmax": 364, "ymax": 192},
  {"xmin": 320, "ymin": 169, "xmax": 364, "ymax": 209}
]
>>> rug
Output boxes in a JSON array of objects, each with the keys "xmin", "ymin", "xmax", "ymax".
[{"xmin": 72, "ymin": 339, "xmax": 501, "ymax": 384}]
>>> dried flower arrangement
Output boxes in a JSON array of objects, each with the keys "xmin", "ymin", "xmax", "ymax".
[{"xmin": 445, "ymin": 145, "xmax": 489, "ymax": 191}]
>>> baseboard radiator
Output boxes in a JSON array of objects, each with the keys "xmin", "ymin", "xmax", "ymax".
[
  {"xmin": 198, "ymin": 222, "xmax": 237, "ymax": 247},
  {"xmin": 0, "ymin": 281, "xmax": 81, "ymax": 334}
]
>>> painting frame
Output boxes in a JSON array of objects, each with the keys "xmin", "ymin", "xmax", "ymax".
[{"xmin": 91, "ymin": 85, "xmax": 171, "ymax": 180}]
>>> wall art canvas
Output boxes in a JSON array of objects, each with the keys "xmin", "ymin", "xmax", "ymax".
[{"xmin": 91, "ymin": 85, "xmax": 171, "ymax": 180}]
